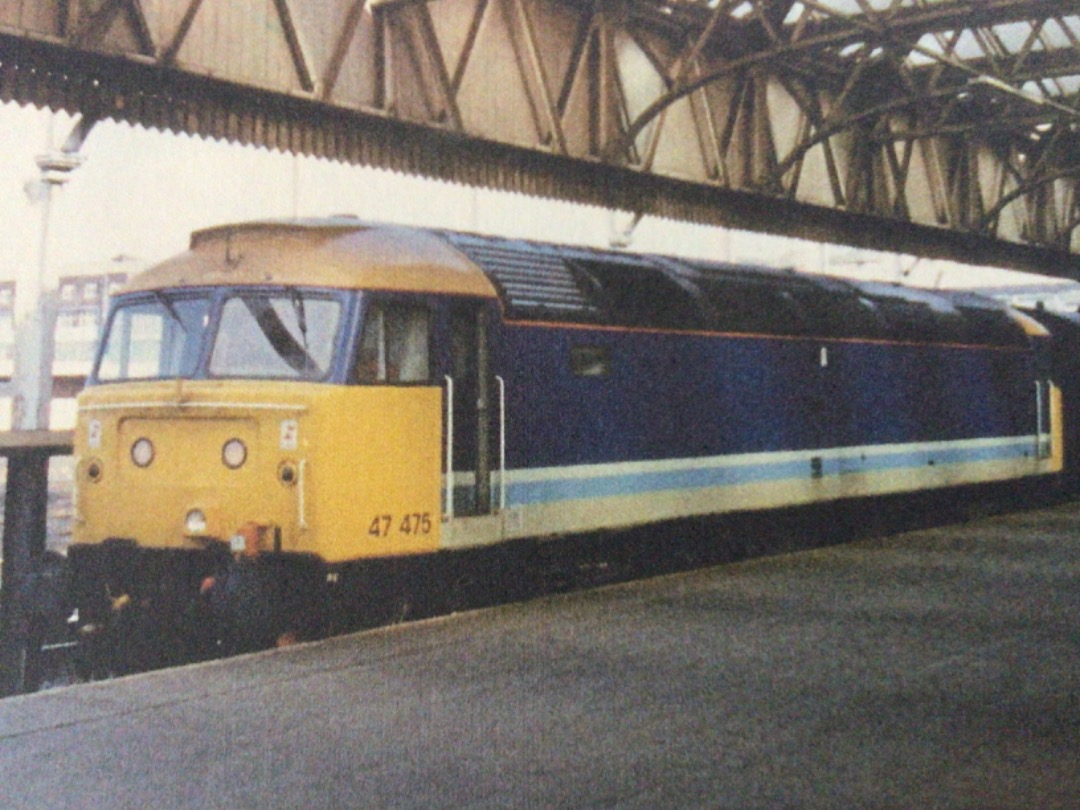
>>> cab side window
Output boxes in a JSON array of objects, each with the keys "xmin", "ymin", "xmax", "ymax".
[{"xmin": 355, "ymin": 302, "xmax": 430, "ymax": 384}]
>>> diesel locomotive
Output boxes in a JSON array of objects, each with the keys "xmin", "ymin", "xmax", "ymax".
[{"xmin": 67, "ymin": 218, "xmax": 1066, "ymax": 670}]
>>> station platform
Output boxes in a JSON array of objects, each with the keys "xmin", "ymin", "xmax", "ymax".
[{"xmin": 2, "ymin": 502, "xmax": 1079, "ymax": 808}]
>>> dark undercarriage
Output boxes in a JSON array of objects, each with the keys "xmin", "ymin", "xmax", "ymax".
[
  {"xmin": 67, "ymin": 540, "xmax": 327, "ymax": 676},
  {"xmin": 24, "ymin": 476, "xmax": 1068, "ymax": 686}
]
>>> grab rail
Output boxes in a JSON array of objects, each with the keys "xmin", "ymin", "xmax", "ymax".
[
  {"xmin": 444, "ymin": 376, "xmax": 454, "ymax": 520},
  {"xmin": 298, "ymin": 458, "xmax": 309, "ymax": 530},
  {"xmin": 496, "ymin": 375, "xmax": 506, "ymax": 511},
  {"xmin": 1036, "ymin": 380, "xmax": 1050, "ymax": 460}
]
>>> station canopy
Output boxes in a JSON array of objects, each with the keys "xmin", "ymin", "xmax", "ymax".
[
  {"xmin": 4, "ymin": 0, "xmax": 1080, "ymax": 275},
  {"xmin": 630, "ymin": 0, "xmax": 1080, "ymax": 119}
]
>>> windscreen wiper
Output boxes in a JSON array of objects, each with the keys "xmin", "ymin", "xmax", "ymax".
[
  {"xmin": 290, "ymin": 287, "xmax": 309, "ymax": 353},
  {"xmin": 152, "ymin": 290, "xmax": 187, "ymax": 332},
  {"xmin": 242, "ymin": 296, "xmax": 321, "ymax": 376}
]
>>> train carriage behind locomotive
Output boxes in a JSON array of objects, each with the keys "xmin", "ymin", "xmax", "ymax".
[{"xmin": 68, "ymin": 219, "xmax": 1065, "ymax": 661}]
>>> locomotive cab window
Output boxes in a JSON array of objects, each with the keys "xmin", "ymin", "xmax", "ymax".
[
  {"xmin": 209, "ymin": 291, "xmax": 341, "ymax": 380},
  {"xmin": 96, "ymin": 293, "xmax": 210, "ymax": 381},
  {"xmin": 355, "ymin": 301, "xmax": 430, "ymax": 384}
]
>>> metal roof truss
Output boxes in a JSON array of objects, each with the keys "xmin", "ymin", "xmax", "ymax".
[{"xmin": 3, "ymin": 0, "xmax": 1080, "ymax": 275}]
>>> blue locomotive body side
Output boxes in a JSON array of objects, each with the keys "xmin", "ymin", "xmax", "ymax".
[{"xmin": 485, "ymin": 318, "xmax": 1047, "ymax": 529}]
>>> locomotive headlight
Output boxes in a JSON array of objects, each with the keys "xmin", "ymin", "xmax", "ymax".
[
  {"xmin": 185, "ymin": 509, "xmax": 208, "ymax": 535},
  {"xmin": 85, "ymin": 458, "xmax": 104, "ymax": 483},
  {"xmin": 131, "ymin": 438, "xmax": 155, "ymax": 468},
  {"xmin": 278, "ymin": 461, "xmax": 298, "ymax": 486},
  {"xmin": 222, "ymin": 438, "xmax": 247, "ymax": 469}
]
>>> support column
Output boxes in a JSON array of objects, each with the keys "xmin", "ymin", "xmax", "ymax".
[
  {"xmin": 0, "ymin": 114, "xmax": 92, "ymax": 696},
  {"xmin": 0, "ymin": 450, "xmax": 51, "ymax": 696}
]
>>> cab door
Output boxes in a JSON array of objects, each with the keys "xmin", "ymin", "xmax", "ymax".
[
  {"xmin": 442, "ymin": 302, "xmax": 497, "ymax": 517},
  {"xmin": 326, "ymin": 296, "xmax": 443, "ymax": 559}
]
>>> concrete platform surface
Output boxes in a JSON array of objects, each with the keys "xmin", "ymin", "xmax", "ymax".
[{"xmin": 2, "ymin": 504, "xmax": 1080, "ymax": 809}]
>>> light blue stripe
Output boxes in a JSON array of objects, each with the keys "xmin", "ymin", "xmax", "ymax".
[{"xmin": 502, "ymin": 439, "xmax": 1037, "ymax": 508}]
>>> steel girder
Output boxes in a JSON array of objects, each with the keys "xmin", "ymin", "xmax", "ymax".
[{"xmin": 3, "ymin": 0, "xmax": 1080, "ymax": 274}]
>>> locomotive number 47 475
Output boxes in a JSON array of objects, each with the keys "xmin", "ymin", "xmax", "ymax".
[{"xmin": 367, "ymin": 513, "xmax": 434, "ymax": 538}]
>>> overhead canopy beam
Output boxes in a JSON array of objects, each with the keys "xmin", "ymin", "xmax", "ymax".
[{"xmin": 4, "ymin": 0, "xmax": 1080, "ymax": 277}]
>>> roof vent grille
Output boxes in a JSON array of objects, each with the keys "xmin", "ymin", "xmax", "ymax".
[{"xmin": 445, "ymin": 233, "xmax": 599, "ymax": 320}]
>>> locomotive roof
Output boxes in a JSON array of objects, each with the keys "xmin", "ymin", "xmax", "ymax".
[
  {"xmin": 123, "ymin": 219, "xmax": 498, "ymax": 299},
  {"xmin": 440, "ymin": 228, "xmax": 1042, "ymax": 347},
  {"xmin": 124, "ymin": 219, "xmax": 1039, "ymax": 347}
]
